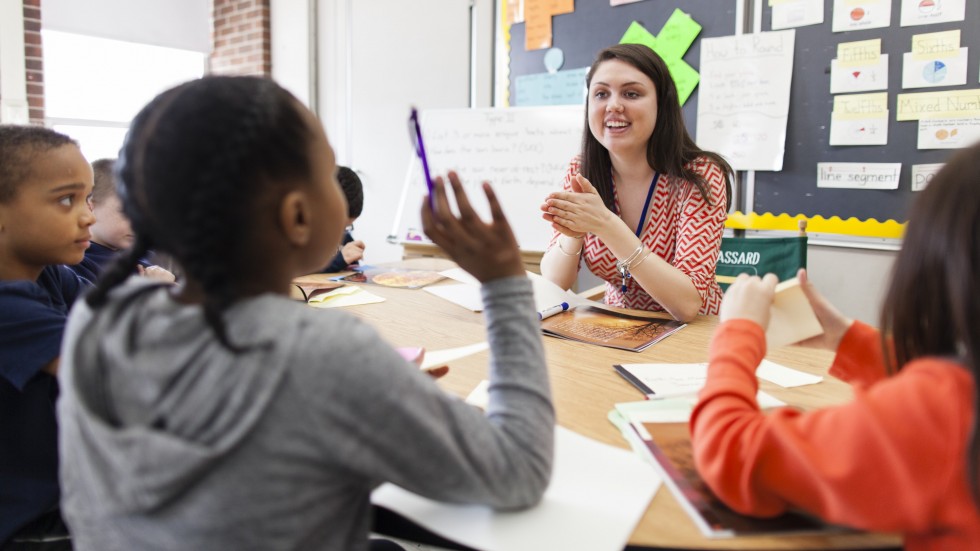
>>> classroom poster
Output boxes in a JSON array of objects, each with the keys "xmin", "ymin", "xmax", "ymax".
[
  {"xmin": 896, "ymin": 89, "xmax": 980, "ymax": 120},
  {"xmin": 830, "ymin": 92, "xmax": 889, "ymax": 145},
  {"xmin": 917, "ymin": 117, "xmax": 980, "ymax": 148},
  {"xmin": 900, "ymin": 0, "xmax": 966, "ymax": 27},
  {"xmin": 514, "ymin": 67, "xmax": 589, "ymax": 106},
  {"xmin": 831, "ymin": 39, "xmax": 888, "ymax": 93},
  {"xmin": 696, "ymin": 30, "xmax": 795, "ymax": 171},
  {"xmin": 832, "ymin": 0, "xmax": 891, "ymax": 32},
  {"xmin": 903, "ymin": 48, "xmax": 968, "ymax": 88},
  {"xmin": 830, "ymin": 56, "xmax": 889, "ymax": 93},
  {"xmin": 771, "ymin": 0, "xmax": 825, "ymax": 30},
  {"xmin": 817, "ymin": 162, "xmax": 901, "ymax": 189},
  {"xmin": 903, "ymin": 33, "xmax": 966, "ymax": 89},
  {"xmin": 911, "ymin": 163, "xmax": 944, "ymax": 190}
]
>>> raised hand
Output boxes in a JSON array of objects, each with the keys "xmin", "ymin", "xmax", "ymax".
[
  {"xmin": 719, "ymin": 273, "xmax": 779, "ymax": 329},
  {"xmin": 540, "ymin": 173, "xmax": 612, "ymax": 238},
  {"xmin": 421, "ymin": 171, "xmax": 524, "ymax": 283},
  {"xmin": 795, "ymin": 268, "xmax": 854, "ymax": 351}
]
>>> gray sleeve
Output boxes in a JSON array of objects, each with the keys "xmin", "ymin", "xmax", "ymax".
[{"xmin": 289, "ymin": 276, "xmax": 554, "ymax": 510}]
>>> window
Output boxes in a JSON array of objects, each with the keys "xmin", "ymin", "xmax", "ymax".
[{"xmin": 43, "ymin": 30, "xmax": 206, "ymax": 161}]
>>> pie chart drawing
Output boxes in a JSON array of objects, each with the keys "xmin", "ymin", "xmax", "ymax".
[
  {"xmin": 922, "ymin": 61, "xmax": 948, "ymax": 84},
  {"xmin": 851, "ymin": 7, "xmax": 866, "ymax": 20},
  {"xmin": 919, "ymin": 0, "xmax": 937, "ymax": 13}
]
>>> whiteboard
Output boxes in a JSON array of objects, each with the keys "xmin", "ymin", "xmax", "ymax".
[{"xmin": 390, "ymin": 106, "xmax": 584, "ymax": 253}]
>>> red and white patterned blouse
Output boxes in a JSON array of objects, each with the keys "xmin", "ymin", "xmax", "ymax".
[{"xmin": 550, "ymin": 156, "xmax": 727, "ymax": 315}]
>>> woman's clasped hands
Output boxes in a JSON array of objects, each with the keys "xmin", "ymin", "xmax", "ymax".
[{"xmin": 540, "ymin": 173, "xmax": 613, "ymax": 239}]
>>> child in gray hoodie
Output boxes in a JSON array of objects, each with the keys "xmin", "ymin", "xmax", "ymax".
[{"xmin": 57, "ymin": 76, "xmax": 554, "ymax": 551}]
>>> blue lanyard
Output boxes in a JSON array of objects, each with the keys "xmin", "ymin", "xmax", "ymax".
[
  {"xmin": 633, "ymin": 172, "xmax": 660, "ymax": 237},
  {"xmin": 616, "ymin": 171, "xmax": 659, "ymax": 294}
]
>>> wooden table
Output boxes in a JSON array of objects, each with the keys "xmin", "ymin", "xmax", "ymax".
[{"xmin": 297, "ymin": 260, "xmax": 901, "ymax": 550}]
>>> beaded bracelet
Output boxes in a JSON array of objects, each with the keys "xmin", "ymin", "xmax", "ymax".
[{"xmin": 615, "ymin": 245, "xmax": 646, "ymax": 293}]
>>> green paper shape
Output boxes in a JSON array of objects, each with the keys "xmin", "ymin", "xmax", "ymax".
[
  {"xmin": 665, "ymin": 57, "xmax": 699, "ymax": 105},
  {"xmin": 619, "ymin": 21, "xmax": 658, "ymax": 51},
  {"xmin": 619, "ymin": 19, "xmax": 701, "ymax": 106},
  {"xmin": 655, "ymin": 9, "xmax": 702, "ymax": 61}
]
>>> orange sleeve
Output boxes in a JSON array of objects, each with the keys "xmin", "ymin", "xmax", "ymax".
[
  {"xmin": 690, "ymin": 319, "xmax": 969, "ymax": 533},
  {"xmin": 827, "ymin": 320, "xmax": 888, "ymax": 387}
]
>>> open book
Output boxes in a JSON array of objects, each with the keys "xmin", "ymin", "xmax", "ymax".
[
  {"xmin": 627, "ymin": 419, "xmax": 843, "ymax": 538},
  {"xmin": 425, "ymin": 270, "xmax": 685, "ymax": 351},
  {"xmin": 540, "ymin": 307, "xmax": 685, "ymax": 352},
  {"xmin": 610, "ymin": 400, "xmax": 847, "ymax": 538}
]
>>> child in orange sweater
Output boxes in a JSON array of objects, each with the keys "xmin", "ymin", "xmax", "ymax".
[{"xmin": 691, "ymin": 142, "xmax": 980, "ymax": 550}]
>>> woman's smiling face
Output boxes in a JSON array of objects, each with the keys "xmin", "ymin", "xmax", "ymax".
[{"xmin": 587, "ymin": 58, "xmax": 659, "ymax": 159}]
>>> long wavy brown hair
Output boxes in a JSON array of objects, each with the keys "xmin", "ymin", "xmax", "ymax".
[
  {"xmin": 580, "ymin": 44, "xmax": 733, "ymax": 211},
  {"xmin": 880, "ymin": 141, "xmax": 980, "ymax": 503}
]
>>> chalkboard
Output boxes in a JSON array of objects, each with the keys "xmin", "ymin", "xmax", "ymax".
[
  {"xmin": 390, "ymin": 106, "xmax": 583, "ymax": 252},
  {"xmin": 507, "ymin": 1, "xmax": 741, "ymax": 143},
  {"xmin": 754, "ymin": 0, "xmax": 979, "ymax": 227}
]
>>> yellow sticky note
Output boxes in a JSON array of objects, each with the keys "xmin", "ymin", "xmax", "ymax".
[
  {"xmin": 837, "ymin": 39, "xmax": 881, "ymax": 67},
  {"xmin": 833, "ymin": 92, "xmax": 888, "ymax": 120},
  {"xmin": 897, "ymin": 89, "xmax": 980, "ymax": 121},
  {"xmin": 912, "ymin": 30, "xmax": 960, "ymax": 61}
]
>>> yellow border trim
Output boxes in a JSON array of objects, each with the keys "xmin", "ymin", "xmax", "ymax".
[{"xmin": 725, "ymin": 211, "xmax": 905, "ymax": 239}]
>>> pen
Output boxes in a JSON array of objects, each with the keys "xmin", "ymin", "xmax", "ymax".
[
  {"xmin": 537, "ymin": 302, "xmax": 570, "ymax": 321},
  {"xmin": 408, "ymin": 107, "xmax": 435, "ymax": 209}
]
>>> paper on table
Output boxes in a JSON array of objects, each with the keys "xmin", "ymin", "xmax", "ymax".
[
  {"xmin": 307, "ymin": 286, "xmax": 385, "ymax": 308},
  {"xmin": 425, "ymin": 271, "xmax": 594, "ymax": 314},
  {"xmin": 616, "ymin": 363, "xmax": 789, "ymax": 407},
  {"xmin": 614, "ymin": 391, "xmax": 787, "ymax": 429},
  {"xmin": 423, "ymin": 283, "xmax": 484, "ymax": 312},
  {"xmin": 465, "ymin": 379, "xmax": 490, "ymax": 410},
  {"xmin": 371, "ymin": 426, "xmax": 660, "ymax": 551},
  {"xmin": 421, "ymin": 342, "xmax": 490, "ymax": 370},
  {"xmin": 766, "ymin": 278, "xmax": 823, "ymax": 348},
  {"xmin": 757, "ymin": 359, "xmax": 823, "ymax": 387},
  {"xmin": 439, "ymin": 267, "xmax": 480, "ymax": 285}
]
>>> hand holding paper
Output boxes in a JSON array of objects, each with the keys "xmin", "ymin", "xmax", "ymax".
[
  {"xmin": 720, "ymin": 273, "xmax": 824, "ymax": 348},
  {"xmin": 794, "ymin": 269, "xmax": 854, "ymax": 351}
]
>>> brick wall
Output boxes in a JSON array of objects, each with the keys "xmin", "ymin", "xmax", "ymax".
[
  {"xmin": 23, "ymin": 0, "xmax": 44, "ymax": 124},
  {"xmin": 211, "ymin": 0, "xmax": 271, "ymax": 76}
]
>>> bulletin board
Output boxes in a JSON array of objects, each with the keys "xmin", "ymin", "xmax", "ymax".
[
  {"xmin": 506, "ymin": 0, "xmax": 742, "ymax": 151},
  {"xmin": 749, "ymin": 0, "xmax": 979, "ymax": 238},
  {"xmin": 503, "ymin": 0, "xmax": 978, "ymax": 243}
]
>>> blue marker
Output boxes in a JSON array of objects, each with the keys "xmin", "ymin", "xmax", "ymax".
[{"xmin": 537, "ymin": 302, "xmax": 570, "ymax": 321}]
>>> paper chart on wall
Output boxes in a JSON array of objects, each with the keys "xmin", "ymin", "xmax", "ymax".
[
  {"xmin": 903, "ymin": 48, "xmax": 968, "ymax": 89},
  {"xmin": 917, "ymin": 117, "xmax": 980, "ymax": 149},
  {"xmin": 900, "ymin": 0, "xmax": 965, "ymax": 27},
  {"xmin": 829, "ymin": 92, "xmax": 889, "ymax": 146},
  {"xmin": 696, "ymin": 30, "xmax": 795, "ymax": 171},
  {"xmin": 830, "ymin": 55, "xmax": 888, "ymax": 93},
  {"xmin": 832, "ymin": 0, "xmax": 891, "ymax": 32},
  {"xmin": 911, "ymin": 163, "xmax": 944, "ymax": 191},
  {"xmin": 771, "ymin": 0, "xmax": 824, "ymax": 30}
]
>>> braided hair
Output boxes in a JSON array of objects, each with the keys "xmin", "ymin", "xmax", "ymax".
[{"xmin": 85, "ymin": 76, "xmax": 314, "ymax": 350}]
